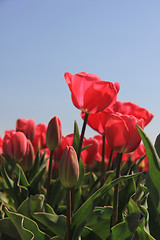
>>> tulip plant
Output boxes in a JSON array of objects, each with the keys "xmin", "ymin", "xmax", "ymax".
[{"xmin": 0, "ymin": 71, "xmax": 159, "ymax": 240}]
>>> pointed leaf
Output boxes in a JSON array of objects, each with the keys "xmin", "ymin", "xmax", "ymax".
[
  {"xmin": 32, "ymin": 212, "xmax": 66, "ymax": 239},
  {"xmin": 71, "ymin": 173, "xmax": 140, "ymax": 239}
]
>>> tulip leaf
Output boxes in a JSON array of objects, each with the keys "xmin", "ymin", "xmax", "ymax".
[
  {"xmin": 71, "ymin": 173, "xmax": 140, "ymax": 239},
  {"xmin": 136, "ymin": 125, "xmax": 160, "ymax": 213},
  {"xmin": 29, "ymin": 167, "xmax": 46, "ymax": 193},
  {"xmin": 32, "ymin": 212, "xmax": 66, "ymax": 239},
  {"xmin": 28, "ymin": 150, "xmax": 40, "ymax": 183},
  {"xmin": 73, "ymin": 120, "xmax": 80, "ymax": 153},
  {"xmin": 2, "ymin": 154, "xmax": 29, "ymax": 187},
  {"xmin": 0, "ymin": 217, "xmax": 21, "ymax": 239},
  {"xmin": 1, "ymin": 160, "xmax": 14, "ymax": 189},
  {"xmin": 81, "ymin": 226, "xmax": 103, "ymax": 239},
  {"xmin": 154, "ymin": 133, "xmax": 160, "ymax": 158},
  {"xmin": 118, "ymin": 178, "xmax": 136, "ymax": 221},
  {"xmin": 17, "ymin": 194, "xmax": 54, "ymax": 218},
  {"xmin": 86, "ymin": 206, "xmax": 113, "ymax": 239},
  {"xmin": 147, "ymin": 194, "xmax": 160, "ymax": 239},
  {"xmin": 111, "ymin": 213, "xmax": 141, "ymax": 240},
  {"xmin": 5, "ymin": 207, "xmax": 51, "ymax": 240}
]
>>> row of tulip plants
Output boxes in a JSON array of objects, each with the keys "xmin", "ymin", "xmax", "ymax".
[{"xmin": 0, "ymin": 71, "xmax": 160, "ymax": 239}]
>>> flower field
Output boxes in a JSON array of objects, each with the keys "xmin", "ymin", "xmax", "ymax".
[{"xmin": 0, "ymin": 72, "xmax": 159, "ymax": 240}]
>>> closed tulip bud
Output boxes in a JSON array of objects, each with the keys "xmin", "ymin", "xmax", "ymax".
[
  {"xmin": 2, "ymin": 130, "xmax": 27, "ymax": 162},
  {"xmin": 59, "ymin": 146, "xmax": 79, "ymax": 188},
  {"xmin": 46, "ymin": 116, "xmax": 62, "ymax": 151},
  {"xmin": 20, "ymin": 140, "xmax": 34, "ymax": 171}
]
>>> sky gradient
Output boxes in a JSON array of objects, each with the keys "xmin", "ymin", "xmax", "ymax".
[{"xmin": 0, "ymin": 0, "xmax": 160, "ymax": 143}]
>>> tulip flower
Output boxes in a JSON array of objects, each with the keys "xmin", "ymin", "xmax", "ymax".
[
  {"xmin": 105, "ymin": 113, "xmax": 144, "ymax": 154},
  {"xmin": 20, "ymin": 140, "xmax": 34, "ymax": 171},
  {"xmin": 81, "ymin": 100, "xmax": 153, "ymax": 135},
  {"xmin": 59, "ymin": 146, "xmax": 79, "ymax": 188},
  {"xmin": 64, "ymin": 71, "xmax": 119, "ymax": 114},
  {"xmin": 81, "ymin": 138, "xmax": 99, "ymax": 166},
  {"xmin": 46, "ymin": 116, "xmax": 62, "ymax": 201},
  {"xmin": 16, "ymin": 118, "xmax": 36, "ymax": 142},
  {"xmin": 32, "ymin": 123, "xmax": 47, "ymax": 152},
  {"xmin": 2, "ymin": 130, "xmax": 27, "ymax": 162},
  {"xmin": 111, "ymin": 101, "xmax": 153, "ymax": 127},
  {"xmin": 81, "ymin": 107, "xmax": 114, "ymax": 135},
  {"xmin": 46, "ymin": 116, "xmax": 62, "ymax": 151}
]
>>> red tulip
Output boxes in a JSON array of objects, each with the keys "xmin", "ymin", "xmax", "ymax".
[
  {"xmin": 81, "ymin": 138, "xmax": 99, "ymax": 166},
  {"xmin": 20, "ymin": 140, "xmax": 34, "ymax": 171},
  {"xmin": 32, "ymin": 123, "xmax": 47, "ymax": 152},
  {"xmin": 16, "ymin": 118, "xmax": 36, "ymax": 142},
  {"xmin": 111, "ymin": 101, "xmax": 153, "ymax": 127},
  {"xmin": 2, "ymin": 130, "xmax": 27, "ymax": 162},
  {"xmin": 105, "ymin": 113, "xmax": 144, "ymax": 153},
  {"xmin": 93, "ymin": 135, "xmax": 115, "ymax": 164},
  {"xmin": 46, "ymin": 116, "xmax": 62, "ymax": 151},
  {"xmin": 59, "ymin": 146, "xmax": 79, "ymax": 188},
  {"xmin": 64, "ymin": 72, "xmax": 119, "ymax": 114},
  {"xmin": 81, "ymin": 107, "xmax": 114, "ymax": 135},
  {"xmin": 81, "ymin": 100, "xmax": 153, "ymax": 135}
]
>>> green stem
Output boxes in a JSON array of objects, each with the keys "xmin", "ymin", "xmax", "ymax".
[
  {"xmin": 66, "ymin": 188, "xmax": 72, "ymax": 240},
  {"xmin": 107, "ymin": 149, "xmax": 113, "ymax": 171},
  {"xmin": 112, "ymin": 152, "xmax": 123, "ymax": 227},
  {"xmin": 101, "ymin": 134, "xmax": 106, "ymax": 186},
  {"xmin": 46, "ymin": 150, "xmax": 54, "ymax": 202},
  {"xmin": 71, "ymin": 112, "xmax": 88, "ymax": 216},
  {"xmin": 77, "ymin": 112, "xmax": 89, "ymax": 162}
]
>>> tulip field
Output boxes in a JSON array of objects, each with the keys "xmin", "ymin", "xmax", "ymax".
[{"xmin": 0, "ymin": 72, "xmax": 160, "ymax": 239}]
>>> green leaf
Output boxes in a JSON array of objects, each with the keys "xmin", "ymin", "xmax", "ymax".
[
  {"xmin": 154, "ymin": 133, "xmax": 160, "ymax": 158},
  {"xmin": 47, "ymin": 179, "xmax": 64, "ymax": 210},
  {"xmin": 28, "ymin": 150, "xmax": 41, "ymax": 183},
  {"xmin": 5, "ymin": 207, "xmax": 51, "ymax": 240},
  {"xmin": 29, "ymin": 167, "xmax": 46, "ymax": 193},
  {"xmin": 86, "ymin": 206, "xmax": 113, "ymax": 239},
  {"xmin": 17, "ymin": 194, "xmax": 54, "ymax": 218},
  {"xmin": 2, "ymin": 154, "xmax": 29, "ymax": 187},
  {"xmin": 73, "ymin": 120, "xmax": 80, "ymax": 153},
  {"xmin": 136, "ymin": 125, "xmax": 160, "ymax": 212},
  {"xmin": 110, "ymin": 213, "xmax": 141, "ymax": 240},
  {"xmin": 32, "ymin": 212, "xmax": 66, "ymax": 239},
  {"xmin": 81, "ymin": 226, "xmax": 103, "ymax": 239},
  {"xmin": 118, "ymin": 178, "xmax": 136, "ymax": 221},
  {"xmin": 147, "ymin": 194, "xmax": 160, "ymax": 239},
  {"xmin": 71, "ymin": 173, "xmax": 140, "ymax": 239},
  {"xmin": 1, "ymin": 160, "xmax": 14, "ymax": 189},
  {"xmin": 0, "ymin": 217, "xmax": 20, "ymax": 239}
]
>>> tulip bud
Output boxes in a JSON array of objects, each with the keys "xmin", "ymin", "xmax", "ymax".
[
  {"xmin": 20, "ymin": 140, "xmax": 34, "ymax": 171},
  {"xmin": 59, "ymin": 146, "xmax": 79, "ymax": 188},
  {"xmin": 16, "ymin": 118, "xmax": 36, "ymax": 142},
  {"xmin": 46, "ymin": 116, "xmax": 62, "ymax": 151},
  {"xmin": 2, "ymin": 130, "xmax": 27, "ymax": 162}
]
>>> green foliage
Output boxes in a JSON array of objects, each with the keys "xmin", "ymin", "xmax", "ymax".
[{"xmin": 0, "ymin": 124, "xmax": 160, "ymax": 239}]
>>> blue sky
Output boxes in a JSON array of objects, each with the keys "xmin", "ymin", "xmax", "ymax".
[{"xmin": 0, "ymin": 0, "xmax": 160, "ymax": 143}]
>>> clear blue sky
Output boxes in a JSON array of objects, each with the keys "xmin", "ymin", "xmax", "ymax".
[{"xmin": 0, "ymin": 0, "xmax": 160, "ymax": 143}]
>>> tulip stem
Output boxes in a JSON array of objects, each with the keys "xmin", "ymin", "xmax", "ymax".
[
  {"xmin": 112, "ymin": 152, "xmax": 123, "ymax": 227},
  {"xmin": 66, "ymin": 188, "xmax": 72, "ymax": 240},
  {"xmin": 46, "ymin": 150, "xmax": 54, "ymax": 202},
  {"xmin": 101, "ymin": 134, "xmax": 106, "ymax": 186},
  {"xmin": 77, "ymin": 112, "xmax": 89, "ymax": 162},
  {"xmin": 107, "ymin": 149, "xmax": 113, "ymax": 171}
]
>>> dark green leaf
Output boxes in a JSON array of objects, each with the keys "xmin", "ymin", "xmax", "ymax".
[
  {"xmin": 71, "ymin": 173, "xmax": 140, "ymax": 239},
  {"xmin": 32, "ymin": 212, "xmax": 66, "ymax": 239}
]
